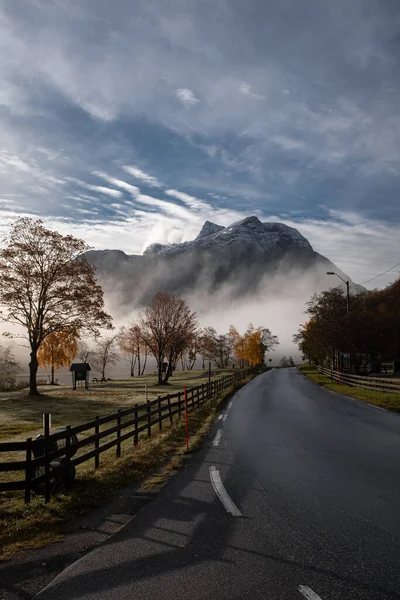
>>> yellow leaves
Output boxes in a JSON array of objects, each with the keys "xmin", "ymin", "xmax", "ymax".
[
  {"xmin": 38, "ymin": 331, "xmax": 79, "ymax": 370},
  {"xmin": 231, "ymin": 324, "xmax": 265, "ymax": 366}
]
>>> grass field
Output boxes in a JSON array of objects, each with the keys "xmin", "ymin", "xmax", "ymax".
[
  {"xmin": 0, "ymin": 369, "xmax": 230, "ymax": 442},
  {"xmin": 0, "ymin": 367, "xmax": 253, "ymax": 560},
  {"xmin": 298, "ymin": 364, "xmax": 400, "ymax": 412}
]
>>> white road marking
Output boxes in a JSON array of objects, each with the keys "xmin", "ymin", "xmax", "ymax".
[
  {"xmin": 222, "ymin": 413, "xmax": 228, "ymax": 422},
  {"xmin": 209, "ymin": 466, "xmax": 242, "ymax": 517},
  {"xmin": 212, "ymin": 429, "xmax": 222, "ymax": 447},
  {"xmin": 227, "ymin": 400, "xmax": 233, "ymax": 411},
  {"xmin": 298, "ymin": 585, "xmax": 323, "ymax": 600},
  {"xmin": 218, "ymin": 414, "xmax": 224, "ymax": 420},
  {"xmin": 367, "ymin": 403, "xmax": 388, "ymax": 412}
]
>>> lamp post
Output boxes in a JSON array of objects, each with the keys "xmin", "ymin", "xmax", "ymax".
[
  {"xmin": 326, "ymin": 272, "xmax": 350, "ymax": 313},
  {"xmin": 327, "ymin": 271, "xmax": 350, "ymax": 377}
]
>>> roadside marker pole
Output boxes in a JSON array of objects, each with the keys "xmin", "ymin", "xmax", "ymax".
[{"xmin": 184, "ymin": 386, "xmax": 189, "ymax": 450}]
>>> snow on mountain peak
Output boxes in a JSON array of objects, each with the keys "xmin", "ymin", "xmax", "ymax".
[
  {"xmin": 143, "ymin": 217, "xmax": 313, "ymax": 256},
  {"xmin": 195, "ymin": 221, "xmax": 224, "ymax": 240}
]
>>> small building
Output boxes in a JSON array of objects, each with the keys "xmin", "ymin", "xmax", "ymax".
[{"xmin": 69, "ymin": 363, "xmax": 91, "ymax": 390}]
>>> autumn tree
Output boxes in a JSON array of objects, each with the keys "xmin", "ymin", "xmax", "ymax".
[
  {"xmin": 230, "ymin": 324, "xmax": 279, "ymax": 367},
  {"xmin": 92, "ymin": 335, "xmax": 119, "ymax": 380},
  {"xmin": 38, "ymin": 330, "xmax": 79, "ymax": 385},
  {"xmin": 0, "ymin": 218, "xmax": 112, "ymax": 395},
  {"xmin": 77, "ymin": 340, "xmax": 91, "ymax": 363},
  {"xmin": 140, "ymin": 292, "xmax": 197, "ymax": 384},
  {"xmin": 119, "ymin": 324, "xmax": 149, "ymax": 376}
]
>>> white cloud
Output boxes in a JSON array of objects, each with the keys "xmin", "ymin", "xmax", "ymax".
[
  {"xmin": 93, "ymin": 171, "xmax": 140, "ymax": 196},
  {"xmin": 176, "ymin": 88, "xmax": 200, "ymax": 108},
  {"xmin": 67, "ymin": 178, "xmax": 122, "ymax": 198},
  {"xmin": 165, "ymin": 189, "xmax": 210, "ymax": 211},
  {"xmin": 271, "ymin": 136, "xmax": 306, "ymax": 151},
  {"xmin": 239, "ymin": 82, "xmax": 264, "ymax": 100},
  {"xmin": 122, "ymin": 166, "xmax": 163, "ymax": 188}
]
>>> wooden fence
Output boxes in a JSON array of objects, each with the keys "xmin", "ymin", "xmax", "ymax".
[
  {"xmin": 317, "ymin": 366, "xmax": 400, "ymax": 393},
  {"xmin": 0, "ymin": 366, "xmax": 262, "ymax": 504}
]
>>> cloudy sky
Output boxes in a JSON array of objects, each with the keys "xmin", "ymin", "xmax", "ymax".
[{"xmin": 1, "ymin": 0, "xmax": 400, "ymax": 288}]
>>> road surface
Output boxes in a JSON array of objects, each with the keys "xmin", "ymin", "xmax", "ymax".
[{"xmin": 40, "ymin": 368, "xmax": 400, "ymax": 600}]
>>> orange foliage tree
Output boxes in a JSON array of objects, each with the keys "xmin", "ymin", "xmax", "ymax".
[
  {"xmin": 38, "ymin": 330, "xmax": 79, "ymax": 385},
  {"xmin": 230, "ymin": 324, "xmax": 279, "ymax": 367}
]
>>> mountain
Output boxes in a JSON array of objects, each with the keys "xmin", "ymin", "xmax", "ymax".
[{"xmin": 85, "ymin": 216, "xmax": 364, "ymax": 309}]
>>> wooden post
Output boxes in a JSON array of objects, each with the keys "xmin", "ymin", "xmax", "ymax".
[
  {"xmin": 197, "ymin": 386, "xmax": 200, "ymax": 408},
  {"xmin": 95, "ymin": 416, "xmax": 100, "ymax": 469},
  {"xmin": 184, "ymin": 387, "xmax": 189, "ymax": 450},
  {"xmin": 43, "ymin": 413, "xmax": 51, "ymax": 504},
  {"xmin": 146, "ymin": 400, "xmax": 151, "ymax": 438},
  {"xmin": 116, "ymin": 410, "xmax": 122, "ymax": 458},
  {"xmin": 167, "ymin": 394, "xmax": 173, "ymax": 425},
  {"xmin": 24, "ymin": 437, "xmax": 32, "ymax": 504},
  {"xmin": 65, "ymin": 424, "xmax": 71, "ymax": 458},
  {"xmin": 158, "ymin": 396, "xmax": 162, "ymax": 431},
  {"xmin": 134, "ymin": 404, "xmax": 139, "ymax": 446},
  {"xmin": 191, "ymin": 388, "xmax": 195, "ymax": 410},
  {"xmin": 208, "ymin": 362, "xmax": 211, "ymax": 385}
]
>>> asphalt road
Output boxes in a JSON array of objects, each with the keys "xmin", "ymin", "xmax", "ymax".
[{"xmin": 39, "ymin": 368, "xmax": 400, "ymax": 600}]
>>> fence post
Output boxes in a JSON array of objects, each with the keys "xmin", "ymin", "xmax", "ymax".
[
  {"xmin": 197, "ymin": 386, "xmax": 200, "ymax": 408},
  {"xmin": 24, "ymin": 437, "xmax": 32, "ymax": 504},
  {"xmin": 184, "ymin": 387, "xmax": 189, "ymax": 450},
  {"xmin": 65, "ymin": 424, "xmax": 71, "ymax": 458},
  {"xmin": 116, "ymin": 410, "xmax": 122, "ymax": 458},
  {"xmin": 134, "ymin": 404, "xmax": 139, "ymax": 446},
  {"xmin": 43, "ymin": 412, "xmax": 51, "ymax": 504},
  {"xmin": 158, "ymin": 396, "xmax": 162, "ymax": 431},
  {"xmin": 168, "ymin": 395, "xmax": 173, "ymax": 425},
  {"xmin": 147, "ymin": 400, "xmax": 151, "ymax": 438},
  {"xmin": 95, "ymin": 416, "xmax": 100, "ymax": 469}
]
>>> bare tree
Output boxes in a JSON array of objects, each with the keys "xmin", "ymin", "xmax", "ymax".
[
  {"xmin": 118, "ymin": 323, "xmax": 149, "ymax": 376},
  {"xmin": 0, "ymin": 218, "xmax": 112, "ymax": 395},
  {"xmin": 0, "ymin": 344, "xmax": 20, "ymax": 391},
  {"xmin": 140, "ymin": 292, "xmax": 197, "ymax": 384},
  {"xmin": 198, "ymin": 327, "xmax": 233, "ymax": 369},
  {"xmin": 77, "ymin": 340, "xmax": 91, "ymax": 363},
  {"xmin": 91, "ymin": 335, "xmax": 119, "ymax": 380}
]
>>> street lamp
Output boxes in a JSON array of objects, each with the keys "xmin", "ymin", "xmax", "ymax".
[{"xmin": 326, "ymin": 272, "xmax": 350, "ymax": 313}]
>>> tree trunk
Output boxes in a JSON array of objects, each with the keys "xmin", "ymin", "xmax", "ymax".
[
  {"xmin": 141, "ymin": 353, "xmax": 147, "ymax": 376},
  {"xmin": 51, "ymin": 364, "xmax": 55, "ymax": 385},
  {"xmin": 158, "ymin": 360, "xmax": 163, "ymax": 384},
  {"xmin": 29, "ymin": 347, "xmax": 40, "ymax": 396},
  {"xmin": 137, "ymin": 354, "xmax": 141, "ymax": 377}
]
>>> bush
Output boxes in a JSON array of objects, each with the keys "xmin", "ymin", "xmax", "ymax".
[{"xmin": 0, "ymin": 344, "xmax": 21, "ymax": 391}]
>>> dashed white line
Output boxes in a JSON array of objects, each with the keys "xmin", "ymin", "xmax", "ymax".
[
  {"xmin": 218, "ymin": 413, "xmax": 224, "ymax": 420},
  {"xmin": 367, "ymin": 403, "xmax": 388, "ymax": 412},
  {"xmin": 227, "ymin": 400, "xmax": 233, "ymax": 411},
  {"xmin": 222, "ymin": 413, "xmax": 228, "ymax": 422},
  {"xmin": 209, "ymin": 466, "xmax": 242, "ymax": 517},
  {"xmin": 212, "ymin": 429, "xmax": 222, "ymax": 447},
  {"xmin": 298, "ymin": 585, "xmax": 323, "ymax": 600}
]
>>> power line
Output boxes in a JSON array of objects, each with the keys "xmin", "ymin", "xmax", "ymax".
[{"xmin": 361, "ymin": 261, "xmax": 400, "ymax": 285}]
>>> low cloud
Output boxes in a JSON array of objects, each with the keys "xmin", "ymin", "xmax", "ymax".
[{"xmin": 176, "ymin": 88, "xmax": 200, "ymax": 108}]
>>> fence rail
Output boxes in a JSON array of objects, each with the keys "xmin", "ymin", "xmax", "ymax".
[
  {"xmin": 317, "ymin": 366, "xmax": 400, "ymax": 393},
  {"xmin": 0, "ymin": 366, "xmax": 262, "ymax": 503}
]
